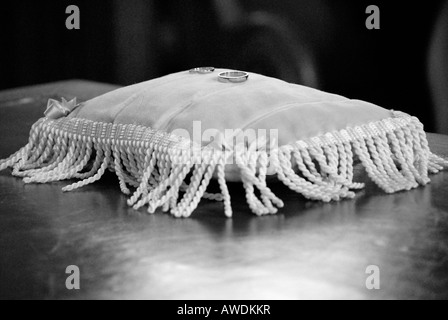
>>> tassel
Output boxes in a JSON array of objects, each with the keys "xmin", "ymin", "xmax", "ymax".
[{"xmin": 0, "ymin": 111, "xmax": 446, "ymax": 218}]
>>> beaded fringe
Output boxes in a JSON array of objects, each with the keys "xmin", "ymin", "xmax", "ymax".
[{"xmin": 0, "ymin": 111, "xmax": 447, "ymax": 218}]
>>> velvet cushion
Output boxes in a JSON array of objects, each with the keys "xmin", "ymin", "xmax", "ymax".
[
  {"xmin": 70, "ymin": 69, "xmax": 391, "ymax": 146},
  {"xmin": 1, "ymin": 69, "xmax": 447, "ymax": 218}
]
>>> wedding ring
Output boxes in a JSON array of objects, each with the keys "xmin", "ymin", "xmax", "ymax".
[
  {"xmin": 218, "ymin": 71, "xmax": 249, "ymax": 83},
  {"xmin": 189, "ymin": 67, "xmax": 215, "ymax": 74}
]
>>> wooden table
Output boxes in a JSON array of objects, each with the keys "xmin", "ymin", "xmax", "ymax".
[{"xmin": 1, "ymin": 81, "xmax": 448, "ymax": 300}]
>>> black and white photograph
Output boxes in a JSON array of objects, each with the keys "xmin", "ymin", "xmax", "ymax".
[{"xmin": 0, "ymin": 0, "xmax": 448, "ymax": 302}]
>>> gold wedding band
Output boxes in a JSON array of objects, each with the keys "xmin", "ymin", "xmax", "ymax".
[
  {"xmin": 218, "ymin": 71, "xmax": 249, "ymax": 83},
  {"xmin": 189, "ymin": 67, "xmax": 215, "ymax": 74}
]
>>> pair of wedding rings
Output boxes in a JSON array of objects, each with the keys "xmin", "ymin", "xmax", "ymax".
[{"xmin": 189, "ymin": 67, "xmax": 249, "ymax": 83}]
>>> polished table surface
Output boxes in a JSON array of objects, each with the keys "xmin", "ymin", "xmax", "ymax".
[{"xmin": 1, "ymin": 81, "xmax": 448, "ymax": 300}]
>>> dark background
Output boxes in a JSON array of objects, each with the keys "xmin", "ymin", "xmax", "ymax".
[{"xmin": 1, "ymin": 0, "xmax": 447, "ymax": 133}]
